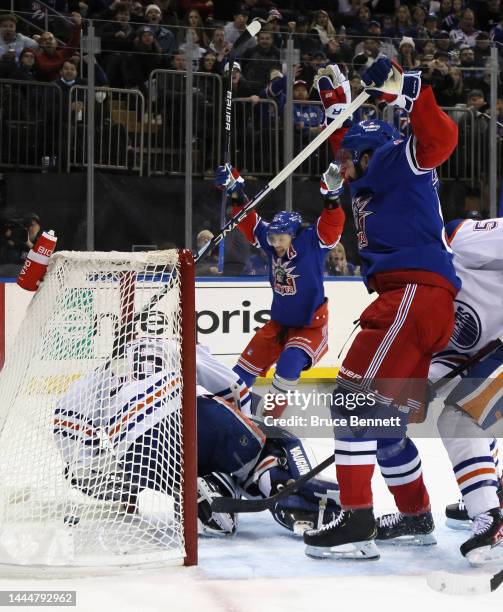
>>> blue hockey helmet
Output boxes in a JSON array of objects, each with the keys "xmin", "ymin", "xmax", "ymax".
[
  {"xmin": 266, "ymin": 211, "xmax": 302, "ymax": 238},
  {"xmin": 341, "ymin": 119, "xmax": 401, "ymax": 165}
]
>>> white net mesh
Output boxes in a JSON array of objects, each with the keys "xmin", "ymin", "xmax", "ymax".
[{"xmin": 0, "ymin": 250, "xmax": 191, "ymax": 569}]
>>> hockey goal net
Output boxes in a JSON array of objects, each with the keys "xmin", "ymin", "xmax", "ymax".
[{"xmin": 0, "ymin": 249, "xmax": 197, "ymax": 570}]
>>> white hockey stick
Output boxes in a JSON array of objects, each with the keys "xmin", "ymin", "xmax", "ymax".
[
  {"xmin": 195, "ymin": 89, "xmax": 370, "ymax": 263},
  {"xmin": 427, "ymin": 569, "xmax": 503, "ymax": 595}
]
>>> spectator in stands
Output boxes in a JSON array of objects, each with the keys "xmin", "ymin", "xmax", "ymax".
[
  {"xmin": 441, "ymin": 0, "xmax": 464, "ymax": 31},
  {"xmin": 310, "ymin": 9, "xmax": 337, "ymax": 47},
  {"xmin": 466, "ymin": 88, "xmax": 489, "ymax": 113},
  {"xmin": 224, "ymin": 5, "xmax": 256, "ymax": 52},
  {"xmin": 145, "ymin": 4, "xmax": 177, "ymax": 57},
  {"xmin": 228, "ymin": 60, "xmax": 260, "ymax": 98},
  {"xmin": 100, "ymin": 6, "xmax": 135, "ymax": 87},
  {"xmin": 0, "ymin": 211, "xmax": 41, "ymax": 272},
  {"xmin": 241, "ymin": 30, "xmax": 281, "ymax": 88},
  {"xmin": 289, "ymin": 15, "xmax": 321, "ymax": 60},
  {"xmin": 433, "ymin": 30, "xmax": 452, "ymax": 56},
  {"xmin": 179, "ymin": 0, "xmax": 214, "ymax": 21},
  {"xmin": 54, "ymin": 59, "xmax": 85, "ymax": 113},
  {"xmin": 155, "ymin": 0, "xmax": 180, "ymax": 30},
  {"xmin": 422, "ymin": 53, "xmax": 464, "ymax": 106},
  {"xmin": 353, "ymin": 36, "xmax": 387, "ymax": 72},
  {"xmin": 199, "ymin": 50, "xmax": 218, "ymax": 74},
  {"xmin": 179, "ymin": 9, "xmax": 210, "ymax": 48},
  {"xmin": 385, "ymin": 5, "xmax": 413, "ymax": 41},
  {"xmin": 425, "ymin": 13, "xmax": 441, "ymax": 39},
  {"xmin": 266, "ymin": 8, "xmax": 286, "ymax": 49},
  {"xmin": 476, "ymin": 0, "xmax": 501, "ymax": 32},
  {"xmin": 179, "ymin": 28, "xmax": 208, "ymax": 71},
  {"xmin": 293, "ymin": 80, "xmax": 323, "ymax": 137},
  {"xmin": 450, "ymin": 9, "xmax": 480, "ymax": 48},
  {"xmin": 492, "ymin": 15, "xmax": 503, "ymax": 52},
  {"xmin": 0, "ymin": 47, "xmax": 37, "ymax": 80},
  {"xmin": 35, "ymin": 12, "xmax": 82, "ymax": 82},
  {"xmin": 171, "ymin": 51, "xmax": 187, "ymax": 71},
  {"xmin": 397, "ymin": 36, "xmax": 420, "ymax": 69},
  {"xmin": 195, "ymin": 229, "xmax": 218, "ymax": 276},
  {"xmin": 325, "ymin": 243, "xmax": 358, "ymax": 277},
  {"xmin": 130, "ymin": 2, "xmax": 146, "ymax": 24},
  {"xmin": 353, "ymin": 22, "xmax": 396, "ymax": 60},
  {"xmin": 0, "ymin": 14, "xmax": 38, "ymax": 63},
  {"xmin": 123, "ymin": 26, "xmax": 163, "ymax": 97},
  {"xmin": 459, "ymin": 45, "xmax": 487, "ymax": 96},
  {"xmin": 244, "ymin": 247, "xmax": 268, "ymax": 275},
  {"xmin": 350, "ymin": 5, "xmax": 372, "ymax": 35},
  {"xmin": 409, "ymin": 5, "xmax": 429, "ymax": 46},
  {"xmin": 420, "ymin": 39, "xmax": 437, "ymax": 61},
  {"xmin": 223, "ymin": 199, "xmax": 249, "ymax": 276},
  {"xmin": 474, "ymin": 32, "xmax": 492, "ymax": 65}
]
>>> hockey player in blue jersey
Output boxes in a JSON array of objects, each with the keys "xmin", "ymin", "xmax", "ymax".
[
  {"xmin": 214, "ymin": 164, "xmax": 346, "ymax": 418},
  {"xmin": 303, "ymin": 59, "xmax": 460, "ymax": 560},
  {"xmin": 54, "ymin": 339, "xmax": 341, "ymax": 538}
]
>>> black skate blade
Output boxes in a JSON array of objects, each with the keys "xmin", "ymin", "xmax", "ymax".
[{"xmin": 305, "ymin": 540, "xmax": 380, "ymax": 561}]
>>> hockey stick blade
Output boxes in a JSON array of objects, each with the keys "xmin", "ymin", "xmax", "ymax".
[
  {"xmin": 211, "ymin": 454, "xmax": 335, "ymax": 513},
  {"xmin": 426, "ymin": 569, "xmax": 503, "ymax": 595},
  {"xmin": 232, "ymin": 20, "xmax": 261, "ymax": 54}
]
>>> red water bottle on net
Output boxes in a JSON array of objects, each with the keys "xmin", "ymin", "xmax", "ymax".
[{"xmin": 16, "ymin": 230, "xmax": 58, "ymax": 292}]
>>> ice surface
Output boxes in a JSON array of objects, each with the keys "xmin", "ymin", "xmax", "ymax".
[{"xmin": 0, "ymin": 438, "xmax": 501, "ymax": 611}]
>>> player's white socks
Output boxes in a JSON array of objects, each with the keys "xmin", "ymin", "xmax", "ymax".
[
  {"xmin": 256, "ymin": 374, "xmax": 299, "ymax": 418},
  {"xmin": 438, "ymin": 404, "xmax": 500, "ymax": 518}
]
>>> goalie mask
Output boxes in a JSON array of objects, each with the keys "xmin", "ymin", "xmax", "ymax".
[
  {"xmin": 197, "ymin": 472, "xmax": 238, "ymax": 536},
  {"xmin": 125, "ymin": 338, "xmax": 173, "ymax": 382}
]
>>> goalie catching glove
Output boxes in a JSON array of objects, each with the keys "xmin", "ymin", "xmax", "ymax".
[
  {"xmin": 362, "ymin": 57, "xmax": 421, "ymax": 112},
  {"xmin": 214, "ymin": 163, "xmax": 245, "ymax": 195}
]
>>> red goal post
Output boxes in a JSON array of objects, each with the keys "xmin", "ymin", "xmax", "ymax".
[{"xmin": 0, "ymin": 249, "xmax": 197, "ymax": 570}]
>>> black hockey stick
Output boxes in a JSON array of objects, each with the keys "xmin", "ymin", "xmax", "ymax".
[
  {"xmin": 211, "ymin": 335, "xmax": 503, "ymax": 514},
  {"xmin": 211, "ymin": 453, "xmax": 336, "ymax": 514},
  {"xmin": 427, "ymin": 569, "xmax": 503, "ymax": 595},
  {"xmin": 430, "ymin": 335, "xmax": 503, "ymax": 392},
  {"xmin": 217, "ymin": 19, "xmax": 262, "ymax": 272}
]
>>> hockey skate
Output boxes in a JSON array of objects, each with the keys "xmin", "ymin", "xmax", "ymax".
[
  {"xmin": 303, "ymin": 508, "xmax": 379, "ymax": 560},
  {"xmin": 376, "ymin": 510, "xmax": 436, "ymax": 545},
  {"xmin": 460, "ymin": 508, "xmax": 503, "ymax": 566},
  {"xmin": 445, "ymin": 480, "xmax": 503, "ymax": 531}
]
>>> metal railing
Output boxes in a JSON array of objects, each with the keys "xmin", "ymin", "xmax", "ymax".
[
  {"xmin": 147, "ymin": 70, "xmax": 222, "ymax": 176},
  {"xmin": 67, "ymin": 85, "xmax": 145, "ymax": 174},
  {"xmin": 0, "ymin": 77, "xmax": 498, "ymax": 197},
  {"xmin": 0, "ymin": 79, "xmax": 62, "ymax": 171},
  {"xmin": 231, "ymin": 98, "xmax": 280, "ymax": 176}
]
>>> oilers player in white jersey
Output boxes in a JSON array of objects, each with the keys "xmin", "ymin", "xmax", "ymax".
[
  {"xmin": 374, "ymin": 218, "xmax": 503, "ymax": 565},
  {"xmin": 54, "ymin": 338, "xmax": 340, "ymax": 537}
]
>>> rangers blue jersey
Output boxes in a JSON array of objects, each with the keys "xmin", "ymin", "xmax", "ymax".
[
  {"xmin": 349, "ymin": 135, "xmax": 461, "ymax": 293},
  {"xmin": 235, "ymin": 207, "xmax": 345, "ymax": 327}
]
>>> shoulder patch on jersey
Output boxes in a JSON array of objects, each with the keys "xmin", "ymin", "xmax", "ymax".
[{"xmin": 451, "ymin": 299, "xmax": 482, "ymax": 350}]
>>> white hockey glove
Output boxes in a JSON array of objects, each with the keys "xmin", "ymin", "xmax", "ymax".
[
  {"xmin": 320, "ymin": 162, "xmax": 344, "ymax": 198},
  {"xmin": 315, "ymin": 64, "xmax": 352, "ymax": 125},
  {"xmin": 362, "ymin": 58, "xmax": 421, "ymax": 112}
]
